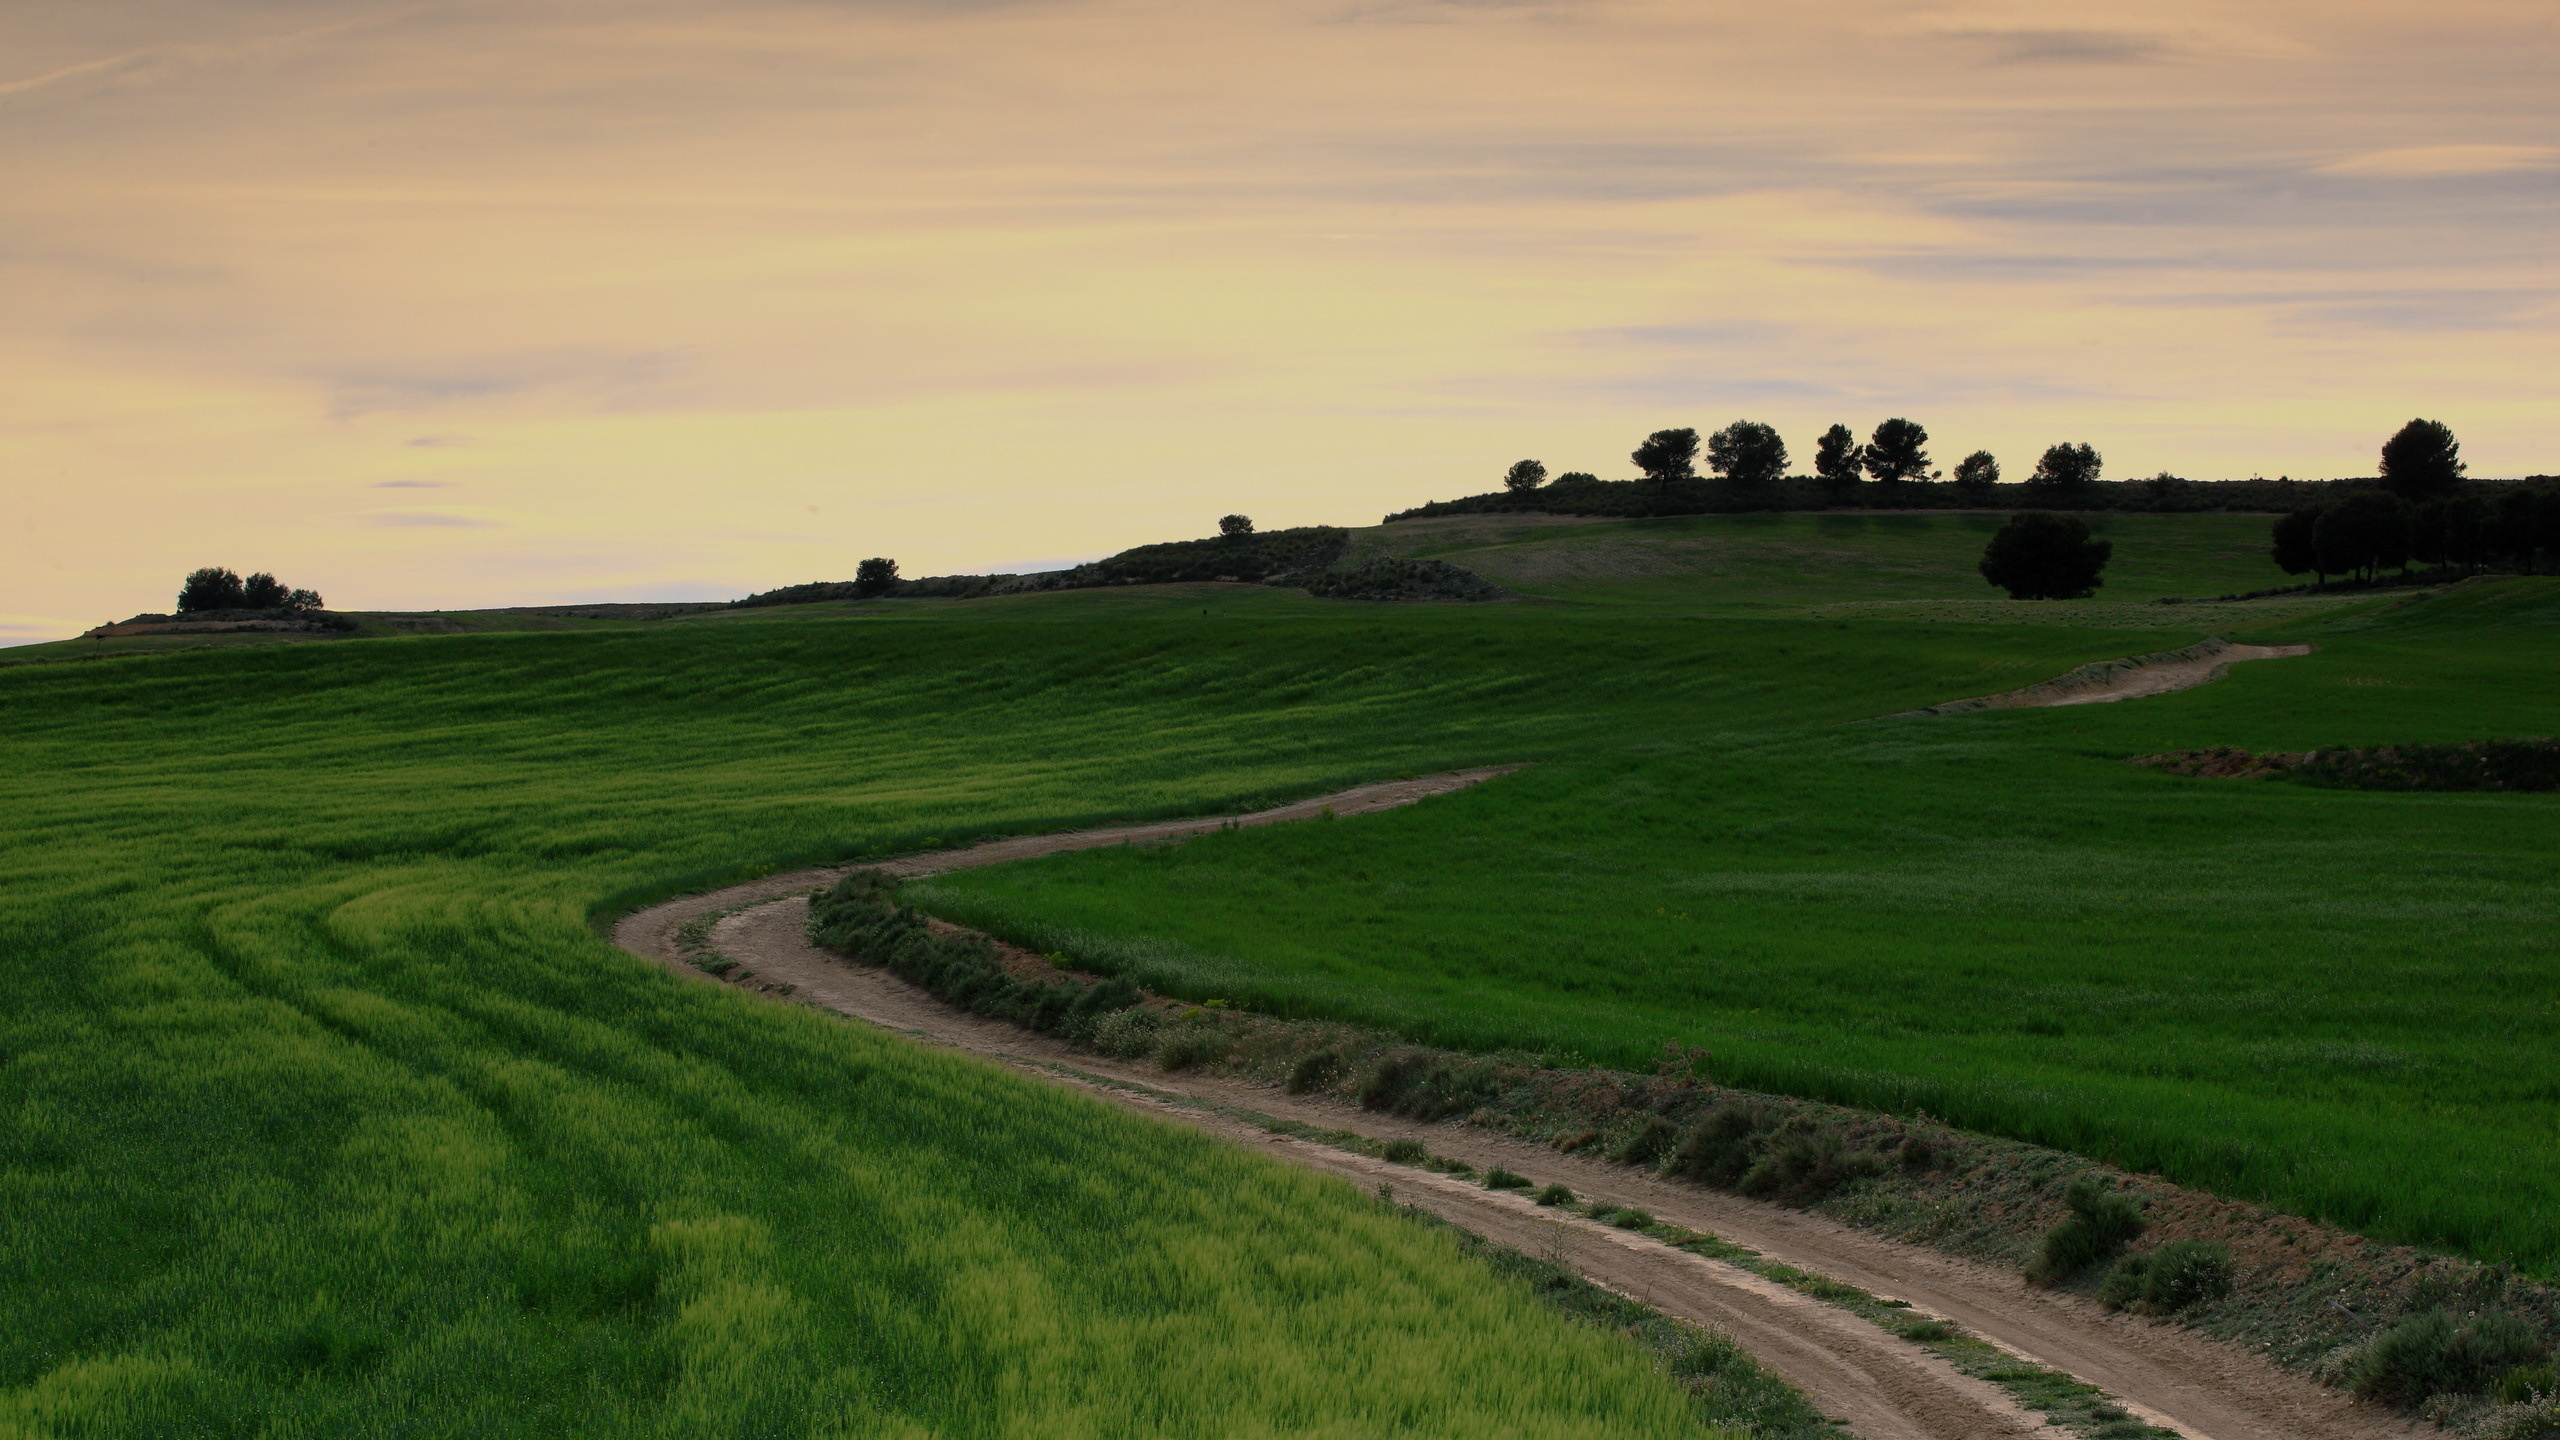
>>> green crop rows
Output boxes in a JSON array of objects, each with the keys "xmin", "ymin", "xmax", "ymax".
[{"xmin": 7, "ymin": 511, "xmax": 2552, "ymax": 1432}]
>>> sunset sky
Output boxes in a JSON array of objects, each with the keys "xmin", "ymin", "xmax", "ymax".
[{"xmin": 5, "ymin": 0, "xmax": 2553, "ymax": 639}]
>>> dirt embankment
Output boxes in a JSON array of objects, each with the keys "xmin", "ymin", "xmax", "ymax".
[{"xmin": 615, "ymin": 774, "xmax": 2419, "ymax": 1440}]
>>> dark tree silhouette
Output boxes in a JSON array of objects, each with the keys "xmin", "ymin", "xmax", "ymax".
[
  {"xmin": 2028, "ymin": 442, "xmax": 2103, "ymax": 492},
  {"xmin": 2378, "ymin": 419, "xmax": 2464, "ymax": 501},
  {"xmin": 1554, "ymin": 471, "xmax": 1597, "ymax": 485},
  {"xmin": 852, "ymin": 557, "xmax": 901, "ymax": 597},
  {"xmin": 1813, "ymin": 424, "xmax": 1863, "ymax": 495},
  {"xmin": 176, "ymin": 567, "xmax": 247, "ymax": 613},
  {"xmin": 241, "ymin": 572, "xmax": 288, "ymax": 609},
  {"xmin": 1503, "ymin": 459, "xmax": 1548, "ymax": 492},
  {"xmin": 2314, "ymin": 491, "xmax": 2408, "ymax": 581},
  {"xmin": 1630, "ymin": 428, "xmax": 1700, "ymax": 492},
  {"xmin": 1952, "ymin": 450, "xmax": 2000, "ymax": 495},
  {"xmin": 2271, "ymin": 505, "xmax": 2325, "ymax": 581},
  {"xmin": 1705, "ymin": 421, "xmax": 1788, "ymax": 489},
  {"xmin": 285, "ymin": 588, "xmax": 324, "ymax": 610},
  {"xmin": 1978, "ymin": 511, "xmax": 2112, "ymax": 599},
  {"xmin": 1218, "ymin": 514, "xmax": 1254, "ymax": 537},
  {"xmin": 1862, "ymin": 419, "xmax": 1930, "ymax": 484}
]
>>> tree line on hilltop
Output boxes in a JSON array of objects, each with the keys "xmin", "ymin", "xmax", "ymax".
[
  {"xmin": 2268, "ymin": 421, "xmax": 2560, "ymax": 585},
  {"xmin": 1406, "ymin": 417, "xmax": 2546, "ymax": 523},
  {"xmin": 173, "ymin": 567, "xmax": 326, "ymax": 614}
]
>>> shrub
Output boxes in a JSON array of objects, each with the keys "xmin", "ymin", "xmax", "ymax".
[
  {"xmin": 1661, "ymin": 1101, "xmax": 1776, "ymax": 1185},
  {"xmin": 1897, "ymin": 1319, "xmax": 1955, "ymax": 1341},
  {"xmin": 2500, "ymin": 1366, "xmax": 2557, "ymax": 1405},
  {"xmin": 1380, "ymin": 1138, "xmax": 1427, "ymax": 1165},
  {"xmin": 1734, "ymin": 1118, "xmax": 1881, "ymax": 1203},
  {"xmin": 1154, "ymin": 1025, "xmax": 1230, "ymax": 1072},
  {"xmin": 1303, "ymin": 558, "xmax": 1503, "ymax": 603},
  {"xmin": 1607, "ymin": 1207, "xmax": 1655, "ymax": 1231},
  {"xmin": 1610, "ymin": 1115, "xmax": 1678, "ymax": 1166},
  {"xmin": 1089, "ymin": 1007, "xmax": 1161, "ymax": 1059},
  {"xmin": 2349, "ymin": 1311, "xmax": 2547, "ymax": 1405},
  {"xmin": 1534, "ymin": 1183, "xmax": 1574, "ymax": 1207},
  {"xmin": 1356, "ymin": 1052, "xmax": 1500, "ymax": 1121},
  {"xmin": 1285, "ymin": 1048, "xmax": 1343, "ymax": 1094},
  {"xmin": 1484, "ymin": 1168, "xmax": 1531, "ymax": 1191},
  {"xmin": 2028, "ymin": 1174, "xmax": 2145, "ymax": 1282},
  {"xmin": 2099, "ymin": 1240, "xmax": 2232, "ymax": 1313},
  {"xmin": 1979, "ymin": 511, "xmax": 2112, "ymax": 599}
]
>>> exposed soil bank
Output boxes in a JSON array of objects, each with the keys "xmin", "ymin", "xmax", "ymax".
[{"xmin": 1904, "ymin": 639, "xmax": 2314, "ymax": 716}]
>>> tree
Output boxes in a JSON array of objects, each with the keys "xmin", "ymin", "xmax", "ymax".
[
  {"xmin": 1705, "ymin": 421, "xmax": 1788, "ymax": 489},
  {"xmin": 284, "ymin": 587, "xmax": 325, "ymax": 611},
  {"xmin": 1218, "ymin": 514, "xmax": 1254, "ymax": 537},
  {"xmin": 241, "ymin": 572, "xmax": 289, "ymax": 609},
  {"xmin": 2271, "ymin": 505, "xmax": 2323, "ymax": 581},
  {"xmin": 2378, "ymin": 418, "xmax": 2464, "ymax": 501},
  {"xmin": 1952, "ymin": 450, "xmax": 2000, "ymax": 496},
  {"xmin": 1554, "ymin": 471, "xmax": 1597, "ymax": 485},
  {"xmin": 2442, "ymin": 493, "xmax": 2496, "ymax": 572},
  {"xmin": 176, "ymin": 567, "xmax": 246, "ymax": 613},
  {"xmin": 1862, "ymin": 418, "xmax": 1930, "ymax": 485},
  {"xmin": 1813, "ymin": 424, "xmax": 1863, "ymax": 496},
  {"xmin": 1630, "ymin": 428, "xmax": 1699, "ymax": 492},
  {"xmin": 1502, "ymin": 459, "xmax": 1548, "ymax": 492},
  {"xmin": 852, "ymin": 557, "xmax": 900, "ymax": 597},
  {"xmin": 2313, "ymin": 491, "xmax": 2408, "ymax": 582},
  {"xmin": 2028, "ymin": 442, "xmax": 2103, "ymax": 493},
  {"xmin": 1979, "ymin": 512, "xmax": 2112, "ymax": 599}
]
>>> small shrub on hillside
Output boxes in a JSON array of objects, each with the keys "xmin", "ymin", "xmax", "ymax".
[
  {"xmin": 1661, "ymin": 1101, "xmax": 1777, "ymax": 1185},
  {"xmin": 1484, "ymin": 1168, "xmax": 1531, "ymax": 1191},
  {"xmin": 1534, "ymin": 1183, "xmax": 1575, "ymax": 1207},
  {"xmin": 2028, "ymin": 1174, "xmax": 2145, "ymax": 1282},
  {"xmin": 2099, "ymin": 1240, "xmax": 2232, "ymax": 1314},
  {"xmin": 1735, "ymin": 1118, "xmax": 1883, "ymax": 1204},
  {"xmin": 2350, "ymin": 1311, "xmax": 2549, "ymax": 1406},
  {"xmin": 1979, "ymin": 511, "xmax": 2112, "ymax": 600},
  {"xmin": 1154, "ymin": 1025, "xmax": 1231, "ymax": 1072},
  {"xmin": 1380, "ymin": 1138, "xmax": 1427, "ymax": 1165},
  {"xmin": 1610, "ymin": 1114, "xmax": 1678, "ymax": 1166},
  {"xmin": 1303, "ymin": 557, "xmax": 1504, "ymax": 603},
  {"xmin": 1286, "ymin": 1048, "xmax": 1343, "ymax": 1094},
  {"xmin": 2502, "ymin": 1366, "xmax": 2558, "ymax": 1405},
  {"xmin": 1089, "ymin": 1007, "xmax": 1161, "ymax": 1059},
  {"xmin": 1357, "ymin": 1052, "xmax": 1500, "ymax": 1121},
  {"xmin": 1896, "ymin": 1319, "xmax": 1955, "ymax": 1342},
  {"xmin": 2478, "ymin": 1392, "xmax": 2560, "ymax": 1440},
  {"xmin": 1606, "ymin": 1207, "xmax": 1655, "ymax": 1231}
]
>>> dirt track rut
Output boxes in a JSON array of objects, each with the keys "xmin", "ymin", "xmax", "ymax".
[{"xmin": 613, "ymin": 768, "xmax": 2416, "ymax": 1440}]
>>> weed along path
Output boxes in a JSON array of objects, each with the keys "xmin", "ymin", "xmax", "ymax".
[
  {"xmin": 1904, "ymin": 638, "xmax": 2316, "ymax": 716},
  {"xmin": 616, "ymin": 774, "xmax": 2415, "ymax": 1440}
]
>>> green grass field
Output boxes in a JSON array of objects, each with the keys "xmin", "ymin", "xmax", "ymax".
[
  {"xmin": 7, "ymin": 511, "xmax": 2553, "ymax": 1431},
  {"xmin": 1, "ymin": 608, "xmax": 1774, "ymax": 1438}
]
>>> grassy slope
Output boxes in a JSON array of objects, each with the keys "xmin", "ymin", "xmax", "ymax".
[
  {"xmin": 912, "ymin": 529, "xmax": 2560, "ymax": 1271},
  {"xmin": 0, "ymin": 607, "xmax": 1746, "ymax": 1438}
]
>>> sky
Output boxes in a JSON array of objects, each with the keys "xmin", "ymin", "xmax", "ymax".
[{"xmin": 3, "ymin": 0, "xmax": 2554, "ymax": 638}]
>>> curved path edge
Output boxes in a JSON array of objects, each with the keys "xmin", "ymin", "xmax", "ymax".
[{"xmin": 613, "ymin": 773, "xmax": 2417, "ymax": 1440}]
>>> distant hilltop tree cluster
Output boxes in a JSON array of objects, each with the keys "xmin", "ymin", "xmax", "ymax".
[
  {"xmin": 176, "ymin": 567, "xmax": 324, "ymax": 614},
  {"xmin": 1493, "ymin": 417, "xmax": 2118, "ymax": 508},
  {"xmin": 1408, "ymin": 417, "xmax": 2547, "ymax": 524},
  {"xmin": 2270, "ymin": 422, "xmax": 2560, "ymax": 585}
]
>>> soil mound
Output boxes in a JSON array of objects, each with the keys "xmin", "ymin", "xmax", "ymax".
[{"xmin": 2139, "ymin": 740, "xmax": 2560, "ymax": 792}]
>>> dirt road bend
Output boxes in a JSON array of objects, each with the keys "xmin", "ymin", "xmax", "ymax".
[{"xmin": 614, "ymin": 777, "xmax": 2413, "ymax": 1440}]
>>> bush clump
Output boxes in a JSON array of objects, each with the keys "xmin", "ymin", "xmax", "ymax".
[
  {"xmin": 2098, "ymin": 1240, "xmax": 2233, "ymax": 1314},
  {"xmin": 1610, "ymin": 1115, "xmax": 1679, "ymax": 1167},
  {"xmin": 807, "ymin": 869, "xmax": 1141, "ymax": 1043},
  {"xmin": 1153, "ymin": 1025, "xmax": 1231, "ymax": 1072},
  {"xmin": 1534, "ymin": 1184, "xmax": 1575, "ymax": 1208},
  {"xmin": 1303, "ymin": 557, "xmax": 1505, "ymax": 603},
  {"xmin": 1484, "ymin": 1168, "xmax": 1531, "ymax": 1191},
  {"xmin": 1379, "ymin": 1138, "xmax": 1428, "ymax": 1165},
  {"xmin": 1357, "ymin": 1051, "xmax": 1501, "ymax": 1121},
  {"xmin": 2029, "ymin": 1174, "xmax": 2146, "ymax": 1282},
  {"xmin": 2351, "ymin": 1311, "xmax": 2551, "ymax": 1406},
  {"xmin": 1660, "ymin": 1102, "xmax": 1777, "ymax": 1186},
  {"xmin": 1735, "ymin": 1118, "xmax": 1883, "ymax": 1203},
  {"xmin": 1286, "ymin": 1048, "xmax": 1343, "ymax": 1094}
]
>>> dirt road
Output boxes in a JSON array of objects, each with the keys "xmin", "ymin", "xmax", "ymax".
[
  {"xmin": 614, "ymin": 773, "xmax": 2414, "ymax": 1440},
  {"xmin": 1908, "ymin": 639, "xmax": 2316, "ymax": 716}
]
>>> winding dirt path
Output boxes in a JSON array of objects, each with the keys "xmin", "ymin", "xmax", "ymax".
[
  {"xmin": 613, "ymin": 774, "xmax": 2414, "ymax": 1440},
  {"xmin": 1907, "ymin": 639, "xmax": 2316, "ymax": 716}
]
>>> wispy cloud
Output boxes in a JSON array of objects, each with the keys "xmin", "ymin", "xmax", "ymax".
[
  {"xmin": 2316, "ymin": 145, "xmax": 2560, "ymax": 179},
  {"xmin": 368, "ymin": 511, "xmax": 498, "ymax": 528}
]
